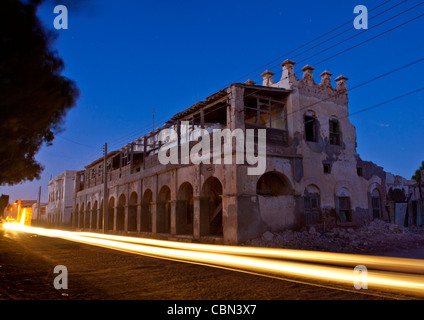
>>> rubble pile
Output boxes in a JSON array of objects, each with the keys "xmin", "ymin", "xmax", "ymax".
[{"xmin": 244, "ymin": 219, "xmax": 424, "ymax": 255}]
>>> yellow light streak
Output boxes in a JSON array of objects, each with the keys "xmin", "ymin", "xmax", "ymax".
[
  {"xmin": 4, "ymin": 223, "xmax": 424, "ymax": 298},
  {"xmin": 77, "ymin": 230, "xmax": 424, "ymax": 275},
  {"xmin": 19, "ymin": 208, "xmax": 26, "ymax": 225}
]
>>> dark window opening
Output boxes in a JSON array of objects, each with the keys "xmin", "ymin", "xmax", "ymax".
[
  {"xmin": 338, "ymin": 196, "xmax": 351, "ymax": 222},
  {"xmin": 357, "ymin": 167, "xmax": 363, "ymax": 177},
  {"xmin": 372, "ymin": 197, "xmax": 381, "ymax": 219},
  {"xmin": 329, "ymin": 119, "xmax": 341, "ymax": 145},
  {"xmin": 244, "ymin": 95, "xmax": 286, "ymax": 130},
  {"xmin": 304, "ymin": 115, "xmax": 317, "ymax": 142},
  {"xmin": 371, "ymin": 189, "xmax": 381, "ymax": 219},
  {"xmin": 203, "ymin": 103, "xmax": 227, "ymax": 126},
  {"xmin": 323, "ymin": 164, "xmax": 331, "ymax": 174}
]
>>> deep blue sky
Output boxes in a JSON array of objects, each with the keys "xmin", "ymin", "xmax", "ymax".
[{"xmin": 2, "ymin": 0, "xmax": 424, "ymax": 202}]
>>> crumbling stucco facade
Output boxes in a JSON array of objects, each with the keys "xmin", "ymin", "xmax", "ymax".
[{"xmin": 73, "ymin": 59, "xmax": 389, "ymax": 245}]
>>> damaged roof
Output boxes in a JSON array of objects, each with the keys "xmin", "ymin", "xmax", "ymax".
[{"xmin": 170, "ymin": 83, "xmax": 291, "ymax": 121}]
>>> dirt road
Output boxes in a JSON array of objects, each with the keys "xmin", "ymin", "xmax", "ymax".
[{"xmin": 0, "ymin": 227, "xmax": 383, "ymax": 301}]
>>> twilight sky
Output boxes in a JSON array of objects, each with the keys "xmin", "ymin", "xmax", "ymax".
[{"xmin": 2, "ymin": 0, "xmax": 424, "ymax": 203}]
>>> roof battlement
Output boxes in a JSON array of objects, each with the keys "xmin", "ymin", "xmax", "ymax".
[{"xmin": 259, "ymin": 59, "xmax": 349, "ymax": 105}]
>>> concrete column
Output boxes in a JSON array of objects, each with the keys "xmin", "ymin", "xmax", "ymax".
[
  {"xmin": 221, "ymin": 194, "xmax": 238, "ymax": 244},
  {"xmin": 227, "ymin": 85, "xmax": 245, "ymax": 131},
  {"xmin": 193, "ymin": 196, "xmax": 211, "ymax": 238},
  {"xmin": 222, "ymin": 192, "xmax": 265, "ymax": 245},
  {"xmin": 192, "ymin": 196, "xmax": 201, "ymax": 239},
  {"xmin": 170, "ymin": 200, "xmax": 177, "ymax": 235},
  {"xmin": 124, "ymin": 205, "xmax": 129, "ymax": 232},
  {"xmin": 151, "ymin": 202, "xmax": 158, "ymax": 233},
  {"xmin": 136, "ymin": 203, "xmax": 142, "ymax": 232},
  {"xmin": 96, "ymin": 208, "xmax": 100, "ymax": 230},
  {"xmin": 89, "ymin": 209, "xmax": 92, "ymax": 230},
  {"xmin": 113, "ymin": 206, "xmax": 117, "ymax": 232},
  {"xmin": 137, "ymin": 179, "xmax": 143, "ymax": 233}
]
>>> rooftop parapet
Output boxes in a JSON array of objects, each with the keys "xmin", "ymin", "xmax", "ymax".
[
  {"xmin": 257, "ymin": 60, "xmax": 349, "ymax": 105},
  {"xmin": 260, "ymin": 69, "xmax": 275, "ymax": 86}
]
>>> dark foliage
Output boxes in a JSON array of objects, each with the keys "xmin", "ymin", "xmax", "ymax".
[
  {"xmin": 0, "ymin": 0, "xmax": 79, "ymax": 185},
  {"xmin": 412, "ymin": 161, "xmax": 424, "ymax": 183}
]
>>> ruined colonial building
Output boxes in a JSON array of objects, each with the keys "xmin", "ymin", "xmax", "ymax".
[{"xmin": 73, "ymin": 59, "xmax": 389, "ymax": 244}]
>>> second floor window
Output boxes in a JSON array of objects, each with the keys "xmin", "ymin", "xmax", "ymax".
[
  {"xmin": 329, "ymin": 118, "xmax": 341, "ymax": 145},
  {"xmin": 244, "ymin": 96, "xmax": 286, "ymax": 130},
  {"xmin": 304, "ymin": 115, "xmax": 317, "ymax": 142}
]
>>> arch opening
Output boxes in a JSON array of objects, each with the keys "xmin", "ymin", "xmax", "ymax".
[
  {"xmin": 117, "ymin": 194, "xmax": 126, "ymax": 231},
  {"xmin": 92, "ymin": 201, "xmax": 98, "ymax": 229},
  {"xmin": 108, "ymin": 197, "xmax": 115, "ymax": 231},
  {"xmin": 200, "ymin": 177, "xmax": 223, "ymax": 236},
  {"xmin": 157, "ymin": 186, "xmax": 171, "ymax": 233},
  {"xmin": 176, "ymin": 182, "xmax": 194, "ymax": 235},
  {"xmin": 128, "ymin": 192, "xmax": 138, "ymax": 232},
  {"xmin": 256, "ymin": 171, "xmax": 292, "ymax": 196},
  {"xmin": 141, "ymin": 189, "xmax": 153, "ymax": 232}
]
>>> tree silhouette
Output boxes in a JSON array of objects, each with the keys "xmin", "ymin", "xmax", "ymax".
[
  {"xmin": 412, "ymin": 161, "xmax": 424, "ymax": 183},
  {"xmin": 0, "ymin": 0, "xmax": 79, "ymax": 185}
]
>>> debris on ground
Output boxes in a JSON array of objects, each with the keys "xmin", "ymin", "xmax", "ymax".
[{"xmin": 243, "ymin": 219, "xmax": 424, "ymax": 255}]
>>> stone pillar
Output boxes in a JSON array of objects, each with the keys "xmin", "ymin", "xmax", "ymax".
[
  {"xmin": 320, "ymin": 70, "xmax": 333, "ymax": 89},
  {"xmin": 301, "ymin": 64, "xmax": 315, "ymax": 85},
  {"xmin": 335, "ymin": 75, "xmax": 348, "ymax": 92},
  {"xmin": 170, "ymin": 200, "xmax": 177, "ymax": 235},
  {"xmin": 96, "ymin": 208, "xmax": 100, "ymax": 230},
  {"xmin": 124, "ymin": 205, "xmax": 129, "ymax": 232},
  {"xmin": 113, "ymin": 206, "xmax": 117, "ymax": 232},
  {"xmin": 151, "ymin": 202, "xmax": 158, "ymax": 233},
  {"xmin": 260, "ymin": 69, "xmax": 275, "ymax": 86},
  {"xmin": 279, "ymin": 59, "xmax": 297, "ymax": 89},
  {"xmin": 221, "ymin": 194, "xmax": 238, "ymax": 245},
  {"xmin": 192, "ymin": 196, "xmax": 202, "ymax": 239},
  {"xmin": 88, "ymin": 209, "xmax": 93, "ymax": 230},
  {"xmin": 136, "ymin": 203, "xmax": 142, "ymax": 232},
  {"xmin": 227, "ymin": 85, "xmax": 245, "ymax": 130}
]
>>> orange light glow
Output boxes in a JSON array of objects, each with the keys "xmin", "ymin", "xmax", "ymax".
[{"xmin": 19, "ymin": 208, "xmax": 26, "ymax": 225}]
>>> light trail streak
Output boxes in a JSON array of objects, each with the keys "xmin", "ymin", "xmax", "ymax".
[
  {"xmin": 4, "ymin": 223, "xmax": 424, "ymax": 298},
  {"xmin": 76, "ymin": 230, "xmax": 424, "ymax": 275}
]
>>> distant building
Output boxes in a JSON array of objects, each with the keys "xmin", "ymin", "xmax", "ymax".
[
  {"xmin": 5, "ymin": 200, "xmax": 36, "ymax": 225},
  {"xmin": 31, "ymin": 202, "xmax": 48, "ymax": 224},
  {"xmin": 47, "ymin": 170, "xmax": 78, "ymax": 226}
]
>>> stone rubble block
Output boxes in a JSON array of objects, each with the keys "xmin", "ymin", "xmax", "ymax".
[{"xmin": 245, "ymin": 220, "xmax": 424, "ymax": 254}]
